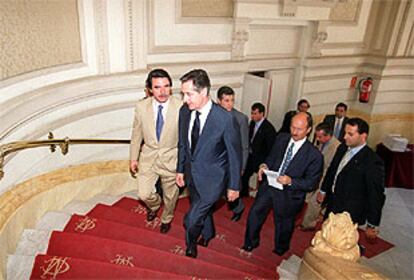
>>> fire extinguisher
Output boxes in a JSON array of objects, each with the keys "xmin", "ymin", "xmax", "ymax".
[{"xmin": 357, "ymin": 77, "xmax": 373, "ymax": 103}]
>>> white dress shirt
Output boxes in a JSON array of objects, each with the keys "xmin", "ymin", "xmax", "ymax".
[
  {"xmin": 152, "ymin": 99, "xmax": 169, "ymax": 125},
  {"xmin": 188, "ymin": 99, "xmax": 213, "ymax": 147},
  {"xmin": 277, "ymin": 137, "xmax": 307, "ymax": 174}
]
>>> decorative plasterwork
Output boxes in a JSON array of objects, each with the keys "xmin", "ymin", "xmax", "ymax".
[
  {"xmin": 311, "ymin": 31, "xmax": 328, "ymax": 57},
  {"xmin": 180, "ymin": 0, "xmax": 233, "ymax": 18},
  {"xmin": 125, "ymin": 0, "xmax": 135, "ymax": 70},
  {"xmin": 148, "ymin": 0, "xmax": 231, "ymax": 54},
  {"xmin": 281, "ymin": 0, "xmax": 340, "ymax": 17},
  {"xmin": 93, "ymin": 0, "xmax": 110, "ymax": 75},
  {"xmin": 329, "ymin": 0, "xmax": 362, "ymax": 24},
  {"xmin": 124, "ymin": 0, "xmax": 147, "ymax": 71},
  {"xmin": 0, "ymin": 1, "xmax": 82, "ymax": 81},
  {"xmin": 175, "ymin": 0, "xmax": 233, "ymax": 24},
  {"xmin": 231, "ymin": 18, "xmax": 250, "ymax": 61}
]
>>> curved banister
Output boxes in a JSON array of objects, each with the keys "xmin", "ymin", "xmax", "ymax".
[{"xmin": 0, "ymin": 132, "xmax": 130, "ymax": 180}]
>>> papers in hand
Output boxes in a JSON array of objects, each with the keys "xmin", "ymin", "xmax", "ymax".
[{"xmin": 263, "ymin": 170, "xmax": 283, "ymax": 190}]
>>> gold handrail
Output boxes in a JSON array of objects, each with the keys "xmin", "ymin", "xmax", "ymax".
[{"xmin": 0, "ymin": 132, "xmax": 130, "ymax": 180}]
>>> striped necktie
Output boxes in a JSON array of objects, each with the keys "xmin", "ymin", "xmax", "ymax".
[{"xmin": 280, "ymin": 143, "xmax": 294, "ymax": 175}]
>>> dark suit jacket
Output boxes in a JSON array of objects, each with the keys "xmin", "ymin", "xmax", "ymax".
[
  {"xmin": 232, "ymin": 109, "xmax": 249, "ymax": 171},
  {"xmin": 177, "ymin": 103, "xmax": 241, "ymax": 203},
  {"xmin": 279, "ymin": 111, "xmax": 297, "ymax": 134},
  {"xmin": 264, "ymin": 133, "xmax": 323, "ymax": 202},
  {"xmin": 279, "ymin": 110, "xmax": 313, "ymax": 134},
  {"xmin": 321, "ymin": 143, "xmax": 385, "ymax": 226},
  {"xmin": 323, "ymin": 115, "xmax": 349, "ymax": 142},
  {"xmin": 248, "ymin": 118, "xmax": 276, "ymax": 170}
]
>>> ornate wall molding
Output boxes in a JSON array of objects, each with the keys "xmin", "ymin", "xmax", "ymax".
[
  {"xmin": 281, "ymin": 0, "xmax": 340, "ymax": 17},
  {"xmin": 93, "ymin": 0, "xmax": 110, "ymax": 74},
  {"xmin": 179, "ymin": 0, "xmax": 233, "ymax": 18},
  {"xmin": 124, "ymin": 0, "xmax": 147, "ymax": 71},
  {"xmin": 388, "ymin": 0, "xmax": 412, "ymax": 56},
  {"xmin": 148, "ymin": 0, "xmax": 231, "ymax": 55},
  {"xmin": 329, "ymin": 0, "xmax": 362, "ymax": 24},
  {"xmin": 231, "ymin": 18, "xmax": 250, "ymax": 61},
  {"xmin": 125, "ymin": 0, "xmax": 135, "ymax": 70}
]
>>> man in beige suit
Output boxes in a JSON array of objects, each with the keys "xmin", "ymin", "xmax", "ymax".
[
  {"xmin": 130, "ymin": 69, "xmax": 182, "ymax": 234},
  {"xmin": 300, "ymin": 122, "xmax": 340, "ymax": 230}
]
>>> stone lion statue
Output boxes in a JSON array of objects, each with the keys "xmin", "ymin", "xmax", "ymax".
[
  {"xmin": 311, "ymin": 212, "xmax": 360, "ymax": 262},
  {"xmin": 299, "ymin": 212, "xmax": 387, "ymax": 280}
]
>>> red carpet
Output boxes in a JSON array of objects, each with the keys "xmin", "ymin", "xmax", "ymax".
[
  {"xmin": 29, "ymin": 196, "xmax": 394, "ymax": 279},
  {"xmin": 30, "ymin": 254, "xmax": 189, "ymax": 279},
  {"xmin": 62, "ymin": 214, "xmax": 275, "ymax": 278}
]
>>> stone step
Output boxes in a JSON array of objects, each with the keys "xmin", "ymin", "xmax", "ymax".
[
  {"xmin": 14, "ymin": 229, "xmax": 50, "ymax": 256},
  {"xmin": 35, "ymin": 211, "xmax": 71, "ymax": 232},
  {"xmin": 277, "ymin": 254, "xmax": 302, "ymax": 280},
  {"xmin": 6, "ymin": 255, "xmax": 35, "ymax": 280}
]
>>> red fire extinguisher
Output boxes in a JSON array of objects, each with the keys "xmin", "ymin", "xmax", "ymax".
[{"xmin": 357, "ymin": 77, "xmax": 373, "ymax": 103}]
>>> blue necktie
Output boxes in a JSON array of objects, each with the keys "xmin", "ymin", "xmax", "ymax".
[
  {"xmin": 191, "ymin": 111, "xmax": 200, "ymax": 154},
  {"xmin": 156, "ymin": 105, "xmax": 164, "ymax": 141},
  {"xmin": 280, "ymin": 143, "xmax": 294, "ymax": 175}
]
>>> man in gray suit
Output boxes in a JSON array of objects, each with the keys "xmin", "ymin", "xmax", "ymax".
[
  {"xmin": 300, "ymin": 122, "xmax": 340, "ymax": 230},
  {"xmin": 217, "ymin": 86, "xmax": 249, "ymax": 221}
]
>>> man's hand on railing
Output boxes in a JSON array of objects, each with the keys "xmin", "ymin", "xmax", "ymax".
[{"xmin": 129, "ymin": 160, "xmax": 138, "ymax": 178}]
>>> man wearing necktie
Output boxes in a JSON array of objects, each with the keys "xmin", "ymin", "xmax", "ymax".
[
  {"xmin": 176, "ymin": 69, "xmax": 241, "ymax": 258},
  {"xmin": 130, "ymin": 69, "xmax": 182, "ymax": 234},
  {"xmin": 300, "ymin": 122, "xmax": 340, "ymax": 230},
  {"xmin": 317, "ymin": 118, "xmax": 385, "ymax": 243},
  {"xmin": 242, "ymin": 112, "xmax": 323, "ymax": 256},
  {"xmin": 323, "ymin": 102, "xmax": 349, "ymax": 142},
  {"xmin": 240, "ymin": 103, "xmax": 276, "ymax": 207}
]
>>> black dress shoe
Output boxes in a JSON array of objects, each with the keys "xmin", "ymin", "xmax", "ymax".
[
  {"xmin": 146, "ymin": 209, "xmax": 157, "ymax": 222},
  {"xmin": 241, "ymin": 244, "xmax": 258, "ymax": 252},
  {"xmin": 160, "ymin": 223, "xmax": 171, "ymax": 234},
  {"xmin": 231, "ymin": 212, "xmax": 243, "ymax": 222},
  {"xmin": 273, "ymin": 248, "xmax": 289, "ymax": 256},
  {"xmin": 197, "ymin": 237, "xmax": 210, "ymax": 247},
  {"xmin": 185, "ymin": 247, "xmax": 197, "ymax": 258}
]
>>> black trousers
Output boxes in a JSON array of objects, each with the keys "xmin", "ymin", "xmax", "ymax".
[{"xmin": 244, "ymin": 181, "xmax": 304, "ymax": 251}]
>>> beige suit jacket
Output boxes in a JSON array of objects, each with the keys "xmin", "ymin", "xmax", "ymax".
[
  {"xmin": 130, "ymin": 96, "xmax": 182, "ymax": 173},
  {"xmin": 318, "ymin": 137, "xmax": 341, "ymax": 184}
]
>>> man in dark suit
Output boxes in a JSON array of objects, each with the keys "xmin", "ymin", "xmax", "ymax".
[
  {"xmin": 240, "ymin": 103, "xmax": 276, "ymax": 203},
  {"xmin": 323, "ymin": 102, "xmax": 349, "ymax": 142},
  {"xmin": 176, "ymin": 69, "xmax": 241, "ymax": 258},
  {"xmin": 216, "ymin": 86, "xmax": 249, "ymax": 221},
  {"xmin": 317, "ymin": 117, "xmax": 385, "ymax": 242},
  {"xmin": 279, "ymin": 99, "xmax": 312, "ymax": 134},
  {"xmin": 242, "ymin": 112, "xmax": 323, "ymax": 256}
]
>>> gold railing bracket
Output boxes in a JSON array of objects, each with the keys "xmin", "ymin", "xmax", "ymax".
[
  {"xmin": 48, "ymin": 132, "xmax": 56, "ymax": 153},
  {"xmin": 60, "ymin": 137, "xmax": 70, "ymax": 155}
]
